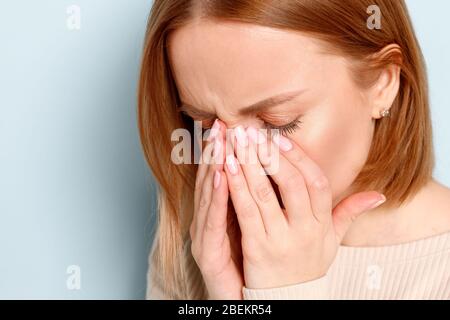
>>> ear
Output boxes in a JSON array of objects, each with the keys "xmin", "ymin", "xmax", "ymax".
[{"xmin": 368, "ymin": 44, "xmax": 402, "ymax": 119}]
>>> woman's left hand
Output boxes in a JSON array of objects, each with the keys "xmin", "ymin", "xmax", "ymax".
[{"xmin": 223, "ymin": 126, "xmax": 386, "ymax": 289}]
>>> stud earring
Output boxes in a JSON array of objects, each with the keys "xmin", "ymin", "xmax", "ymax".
[{"xmin": 380, "ymin": 109, "xmax": 391, "ymax": 118}]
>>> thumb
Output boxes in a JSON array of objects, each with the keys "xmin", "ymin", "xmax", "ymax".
[{"xmin": 332, "ymin": 191, "xmax": 386, "ymax": 243}]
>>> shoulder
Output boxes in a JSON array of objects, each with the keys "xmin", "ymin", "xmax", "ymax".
[{"xmin": 419, "ymin": 180, "xmax": 450, "ymax": 234}]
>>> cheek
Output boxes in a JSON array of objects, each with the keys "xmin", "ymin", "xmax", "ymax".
[{"xmin": 290, "ymin": 98, "xmax": 374, "ymax": 203}]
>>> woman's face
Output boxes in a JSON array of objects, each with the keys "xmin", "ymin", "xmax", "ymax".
[{"xmin": 168, "ymin": 19, "xmax": 378, "ymax": 207}]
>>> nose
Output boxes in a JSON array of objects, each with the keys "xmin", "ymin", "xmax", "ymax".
[{"xmin": 216, "ymin": 117, "xmax": 261, "ymax": 131}]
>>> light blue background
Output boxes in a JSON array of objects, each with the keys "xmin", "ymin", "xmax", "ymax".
[{"xmin": 0, "ymin": 0, "xmax": 448, "ymax": 299}]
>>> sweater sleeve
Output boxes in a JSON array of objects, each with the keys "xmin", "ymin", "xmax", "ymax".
[{"xmin": 242, "ymin": 274, "xmax": 331, "ymax": 300}]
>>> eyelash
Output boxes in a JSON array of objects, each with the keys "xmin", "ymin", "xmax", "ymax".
[
  {"xmin": 197, "ymin": 117, "xmax": 302, "ymax": 137},
  {"xmin": 262, "ymin": 117, "xmax": 303, "ymax": 137}
]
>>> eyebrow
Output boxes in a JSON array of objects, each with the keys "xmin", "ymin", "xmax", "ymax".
[{"xmin": 178, "ymin": 89, "xmax": 306, "ymax": 118}]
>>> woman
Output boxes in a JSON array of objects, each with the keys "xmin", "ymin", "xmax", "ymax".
[{"xmin": 138, "ymin": 0, "xmax": 450, "ymax": 299}]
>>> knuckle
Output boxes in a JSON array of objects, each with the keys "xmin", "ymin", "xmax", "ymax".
[
  {"xmin": 312, "ymin": 175, "xmax": 330, "ymax": 192},
  {"xmin": 239, "ymin": 201, "xmax": 256, "ymax": 218},
  {"xmin": 292, "ymin": 153, "xmax": 305, "ymax": 166},
  {"xmin": 255, "ymin": 182, "xmax": 274, "ymax": 203},
  {"xmin": 230, "ymin": 179, "xmax": 245, "ymax": 193},
  {"xmin": 194, "ymin": 178, "xmax": 203, "ymax": 192},
  {"xmin": 199, "ymin": 194, "xmax": 209, "ymax": 209},
  {"xmin": 204, "ymin": 220, "xmax": 214, "ymax": 232},
  {"xmin": 284, "ymin": 173, "xmax": 303, "ymax": 190},
  {"xmin": 204, "ymin": 217, "xmax": 226, "ymax": 233},
  {"xmin": 204, "ymin": 219, "xmax": 214, "ymax": 232}
]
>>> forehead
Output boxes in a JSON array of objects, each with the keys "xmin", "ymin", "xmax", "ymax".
[{"xmin": 167, "ymin": 19, "xmax": 330, "ymax": 112}]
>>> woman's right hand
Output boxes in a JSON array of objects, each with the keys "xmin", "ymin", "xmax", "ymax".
[{"xmin": 190, "ymin": 119, "xmax": 244, "ymax": 300}]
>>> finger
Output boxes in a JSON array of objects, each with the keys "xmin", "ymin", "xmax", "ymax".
[
  {"xmin": 195, "ymin": 119, "xmax": 227, "ymax": 197},
  {"xmin": 195, "ymin": 119, "xmax": 227, "ymax": 207},
  {"xmin": 235, "ymin": 126, "xmax": 284, "ymax": 233},
  {"xmin": 196, "ymin": 128, "xmax": 225, "ymax": 234},
  {"xmin": 194, "ymin": 136, "xmax": 214, "ymax": 212},
  {"xmin": 202, "ymin": 170, "xmax": 229, "ymax": 247},
  {"xmin": 273, "ymin": 134, "xmax": 332, "ymax": 224},
  {"xmin": 253, "ymin": 130, "xmax": 311, "ymax": 225},
  {"xmin": 333, "ymin": 192, "xmax": 386, "ymax": 242},
  {"xmin": 194, "ymin": 119, "xmax": 220, "ymax": 211},
  {"xmin": 224, "ymin": 135, "xmax": 265, "ymax": 239},
  {"xmin": 210, "ymin": 119, "xmax": 227, "ymax": 169}
]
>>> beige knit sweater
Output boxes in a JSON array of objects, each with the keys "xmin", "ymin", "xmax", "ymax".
[{"xmin": 146, "ymin": 231, "xmax": 450, "ymax": 300}]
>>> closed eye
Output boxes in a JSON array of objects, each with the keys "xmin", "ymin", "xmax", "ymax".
[
  {"xmin": 262, "ymin": 117, "xmax": 302, "ymax": 137},
  {"xmin": 180, "ymin": 108, "xmax": 302, "ymax": 137}
]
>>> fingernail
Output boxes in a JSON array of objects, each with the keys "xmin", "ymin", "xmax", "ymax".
[
  {"xmin": 272, "ymin": 134, "xmax": 293, "ymax": 151},
  {"xmin": 213, "ymin": 170, "xmax": 221, "ymax": 189},
  {"xmin": 226, "ymin": 154, "xmax": 239, "ymax": 175},
  {"xmin": 246, "ymin": 127, "xmax": 266, "ymax": 144},
  {"xmin": 234, "ymin": 126, "xmax": 248, "ymax": 147},
  {"xmin": 369, "ymin": 194, "xmax": 386, "ymax": 209},
  {"xmin": 208, "ymin": 119, "xmax": 220, "ymax": 141},
  {"xmin": 213, "ymin": 138, "xmax": 222, "ymax": 159}
]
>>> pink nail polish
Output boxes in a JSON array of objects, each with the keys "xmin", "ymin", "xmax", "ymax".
[
  {"xmin": 246, "ymin": 127, "xmax": 266, "ymax": 144},
  {"xmin": 208, "ymin": 119, "xmax": 220, "ymax": 141},
  {"xmin": 234, "ymin": 126, "xmax": 248, "ymax": 147},
  {"xmin": 226, "ymin": 154, "xmax": 239, "ymax": 175},
  {"xmin": 213, "ymin": 170, "xmax": 221, "ymax": 189},
  {"xmin": 369, "ymin": 194, "xmax": 386, "ymax": 209},
  {"xmin": 273, "ymin": 134, "xmax": 293, "ymax": 151}
]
